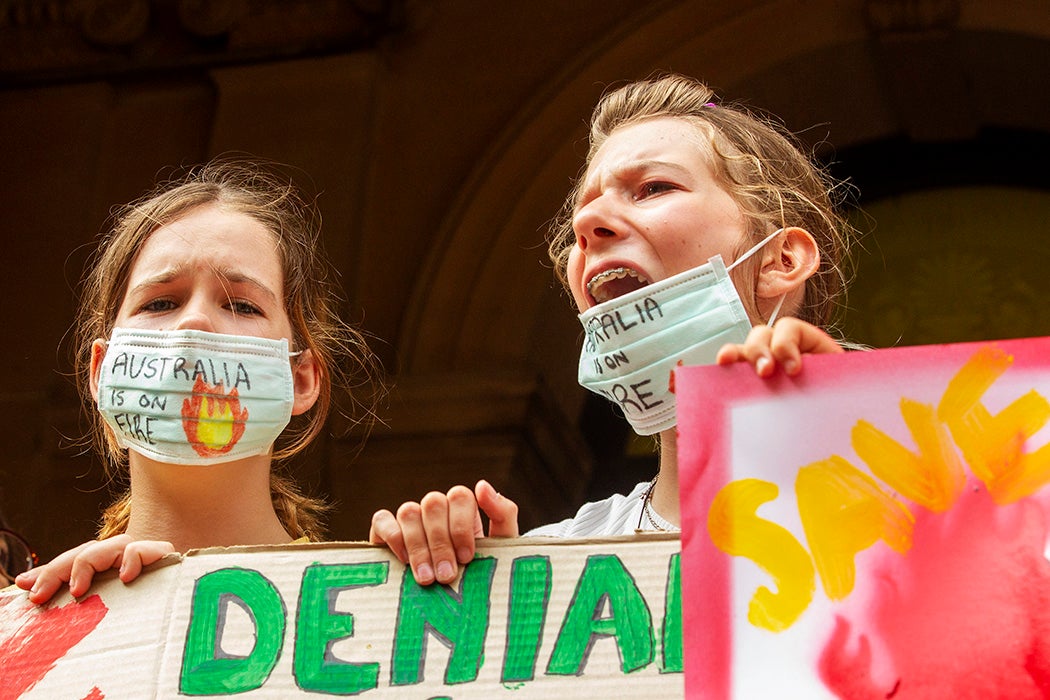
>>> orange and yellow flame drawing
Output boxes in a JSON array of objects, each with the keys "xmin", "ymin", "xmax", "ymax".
[{"xmin": 181, "ymin": 376, "xmax": 248, "ymax": 457}]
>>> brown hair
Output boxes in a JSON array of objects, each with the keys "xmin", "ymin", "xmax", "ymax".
[
  {"xmin": 549, "ymin": 73, "xmax": 856, "ymax": 328},
  {"xmin": 76, "ymin": 158, "xmax": 382, "ymax": 540}
]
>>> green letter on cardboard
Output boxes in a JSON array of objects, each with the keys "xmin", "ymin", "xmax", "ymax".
[
  {"xmin": 547, "ymin": 554, "xmax": 654, "ymax": 675},
  {"xmin": 661, "ymin": 553, "xmax": 682, "ymax": 673},
  {"xmin": 294, "ymin": 561, "xmax": 390, "ymax": 692},
  {"xmin": 180, "ymin": 568, "xmax": 286, "ymax": 695},
  {"xmin": 502, "ymin": 556, "xmax": 552, "ymax": 683},
  {"xmin": 392, "ymin": 557, "xmax": 497, "ymax": 685}
]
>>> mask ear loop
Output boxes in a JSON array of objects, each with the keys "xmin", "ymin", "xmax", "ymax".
[
  {"xmin": 727, "ymin": 228, "xmax": 787, "ymax": 326},
  {"xmin": 727, "ymin": 228, "xmax": 784, "ymax": 273},
  {"xmin": 765, "ymin": 293, "xmax": 786, "ymax": 326}
]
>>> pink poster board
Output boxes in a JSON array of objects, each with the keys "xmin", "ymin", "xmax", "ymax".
[{"xmin": 676, "ymin": 336, "xmax": 1050, "ymax": 699}]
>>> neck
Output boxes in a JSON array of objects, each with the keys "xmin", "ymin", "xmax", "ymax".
[
  {"xmin": 651, "ymin": 428, "xmax": 680, "ymax": 527},
  {"xmin": 125, "ymin": 452, "xmax": 292, "ymax": 553}
]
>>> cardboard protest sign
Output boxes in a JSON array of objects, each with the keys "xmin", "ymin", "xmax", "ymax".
[
  {"xmin": 676, "ymin": 336, "xmax": 1050, "ymax": 699},
  {"xmin": 1, "ymin": 535, "xmax": 682, "ymax": 698}
]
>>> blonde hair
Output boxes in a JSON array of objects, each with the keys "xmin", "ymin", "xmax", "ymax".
[
  {"xmin": 77, "ymin": 158, "xmax": 382, "ymax": 540},
  {"xmin": 549, "ymin": 73, "xmax": 856, "ymax": 328}
]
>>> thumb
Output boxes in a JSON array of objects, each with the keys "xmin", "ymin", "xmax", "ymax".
[{"xmin": 475, "ymin": 480, "xmax": 520, "ymax": 537}]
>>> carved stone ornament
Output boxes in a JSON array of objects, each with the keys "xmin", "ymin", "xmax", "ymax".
[
  {"xmin": 0, "ymin": 0, "xmax": 404, "ymax": 87},
  {"xmin": 175, "ymin": 0, "xmax": 249, "ymax": 39},
  {"xmin": 863, "ymin": 0, "xmax": 961, "ymax": 35}
]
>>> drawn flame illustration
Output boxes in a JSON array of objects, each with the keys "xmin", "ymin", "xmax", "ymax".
[{"xmin": 181, "ymin": 376, "xmax": 248, "ymax": 457}]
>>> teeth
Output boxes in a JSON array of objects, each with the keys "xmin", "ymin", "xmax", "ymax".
[
  {"xmin": 588, "ymin": 267, "xmax": 637, "ymax": 292},
  {"xmin": 587, "ymin": 267, "xmax": 651, "ymax": 304}
]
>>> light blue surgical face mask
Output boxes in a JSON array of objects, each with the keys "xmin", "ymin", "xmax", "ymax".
[
  {"xmin": 577, "ymin": 229, "xmax": 785, "ymax": 436},
  {"xmin": 96, "ymin": 328, "xmax": 297, "ymax": 465}
]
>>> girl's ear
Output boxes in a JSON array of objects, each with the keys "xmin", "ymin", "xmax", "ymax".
[
  {"xmin": 89, "ymin": 339, "xmax": 108, "ymax": 402},
  {"xmin": 291, "ymin": 349, "xmax": 322, "ymax": 416},
  {"xmin": 756, "ymin": 226, "xmax": 820, "ymax": 300}
]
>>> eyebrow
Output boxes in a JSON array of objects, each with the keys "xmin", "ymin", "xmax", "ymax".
[
  {"xmin": 127, "ymin": 264, "xmax": 282, "ymax": 307},
  {"xmin": 623, "ymin": 159, "xmax": 692, "ymax": 176},
  {"xmin": 575, "ymin": 158, "xmax": 693, "ymax": 207},
  {"xmin": 216, "ymin": 266, "xmax": 282, "ymax": 303}
]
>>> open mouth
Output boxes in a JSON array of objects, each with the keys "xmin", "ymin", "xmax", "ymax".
[{"xmin": 587, "ymin": 267, "xmax": 651, "ymax": 304}]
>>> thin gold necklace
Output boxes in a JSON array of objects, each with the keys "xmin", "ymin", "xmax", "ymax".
[{"xmin": 636, "ymin": 474, "xmax": 667, "ymax": 531}]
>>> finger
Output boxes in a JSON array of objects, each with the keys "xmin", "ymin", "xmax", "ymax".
[
  {"xmin": 118, "ymin": 541, "xmax": 175, "ymax": 583},
  {"xmin": 715, "ymin": 342, "xmax": 744, "ymax": 366},
  {"xmin": 728, "ymin": 325, "xmax": 776, "ymax": 376},
  {"xmin": 717, "ymin": 326, "xmax": 776, "ymax": 375},
  {"xmin": 22, "ymin": 540, "xmax": 96, "ymax": 603},
  {"xmin": 369, "ymin": 509, "xmax": 409, "ymax": 563},
  {"xmin": 420, "ymin": 491, "xmax": 458, "ymax": 584},
  {"xmin": 14, "ymin": 568, "xmax": 40, "ymax": 590},
  {"xmin": 767, "ymin": 320, "xmax": 805, "ymax": 375},
  {"xmin": 770, "ymin": 319, "xmax": 842, "ymax": 376},
  {"xmin": 446, "ymin": 485, "xmax": 481, "ymax": 565},
  {"xmin": 69, "ymin": 535, "xmax": 133, "ymax": 597},
  {"xmin": 26, "ymin": 572, "xmax": 66, "ymax": 605},
  {"xmin": 476, "ymin": 480, "xmax": 520, "ymax": 538},
  {"xmin": 395, "ymin": 501, "xmax": 436, "ymax": 585},
  {"xmin": 793, "ymin": 318, "xmax": 844, "ymax": 355}
]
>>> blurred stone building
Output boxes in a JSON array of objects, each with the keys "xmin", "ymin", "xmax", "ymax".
[{"xmin": 2, "ymin": 0, "xmax": 1048, "ymax": 558}]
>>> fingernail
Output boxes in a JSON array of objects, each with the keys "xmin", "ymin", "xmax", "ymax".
[
  {"xmin": 416, "ymin": 564, "xmax": 434, "ymax": 583},
  {"xmin": 69, "ymin": 576, "xmax": 78, "ymax": 593},
  {"xmin": 784, "ymin": 359, "xmax": 799, "ymax": 375},
  {"xmin": 457, "ymin": 547, "xmax": 472, "ymax": 564},
  {"xmin": 436, "ymin": 561, "xmax": 455, "ymax": 581},
  {"xmin": 756, "ymin": 357, "xmax": 771, "ymax": 375}
]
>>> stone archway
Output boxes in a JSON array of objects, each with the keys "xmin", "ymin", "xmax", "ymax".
[
  {"xmin": 401, "ymin": 0, "xmax": 1050, "ymax": 398},
  {"xmin": 364, "ymin": 0, "xmax": 1050, "ymax": 529}
]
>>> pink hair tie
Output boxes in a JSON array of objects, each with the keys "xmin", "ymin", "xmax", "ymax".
[{"xmin": 704, "ymin": 102, "xmax": 717, "ymax": 107}]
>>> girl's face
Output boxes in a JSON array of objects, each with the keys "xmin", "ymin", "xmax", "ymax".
[
  {"xmin": 567, "ymin": 116, "xmax": 748, "ymax": 313},
  {"xmin": 112, "ymin": 203, "xmax": 293, "ymax": 341}
]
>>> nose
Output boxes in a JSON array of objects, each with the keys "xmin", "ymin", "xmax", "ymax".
[
  {"xmin": 572, "ymin": 196, "xmax": 621, "ymax": 252},
  {"xmin": 172, "ymin": 296, "xmax": 216, "ymax": 333}
]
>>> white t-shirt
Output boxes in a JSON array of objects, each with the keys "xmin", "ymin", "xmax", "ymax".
[{"xmin": 525, "ymin": 480, "xmax": 678, "ymax": 537}]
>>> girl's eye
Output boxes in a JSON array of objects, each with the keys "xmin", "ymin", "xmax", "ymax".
[
  {"xmin": 229, "ymin": 300, "xmax": 262, "ymax": 316},
  {"xmin": 637, "ymin": 181, "xmax": 676, "ymax": 199},
  {"xmin": 140, "ymin": 298, "xmax": 176, "ymax": 313}
]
